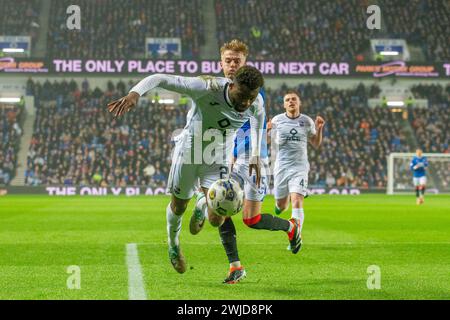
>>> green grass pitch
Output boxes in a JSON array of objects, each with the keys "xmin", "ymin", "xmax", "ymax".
[{"xmin": 0, "ymin": 194, "xmax": 449, "ymax": 300}]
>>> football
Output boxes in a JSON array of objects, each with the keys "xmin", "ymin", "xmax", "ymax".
[{"xmin": 207, "ymin": 178, "xmax": 244, "ymax": 217}]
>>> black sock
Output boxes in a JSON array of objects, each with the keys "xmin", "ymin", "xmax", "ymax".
[
  {"xmin": 421, "ymin": 187, "xmax": 425, "ymax": 196},
  {"xmin": 244, "ymin": 214, "xmax": 290, "ymax": 232},
  {"xmin": 416, "ymin": 187, "xmax": 420, "ymax": 197},
  {"xmin": 219, "ymin": 217, "xmax": 240, "ymax": 264}
]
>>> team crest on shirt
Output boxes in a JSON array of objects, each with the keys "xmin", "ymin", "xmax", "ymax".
[
  {"xmin": 299, "ymin": 121, "xmax": 305, "ymax": 127},
  {"xmin": 287, "ymin": 128, "xmax": 301, "ymax": 141}
]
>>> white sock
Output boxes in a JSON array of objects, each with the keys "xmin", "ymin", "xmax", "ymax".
[
  {"xmin": 292, "ymin": 208, "xmax": 304, "ymax": 231},
  {"xmin": 166, "ymin": 203, "xmax": 182, "ymax": 248}
]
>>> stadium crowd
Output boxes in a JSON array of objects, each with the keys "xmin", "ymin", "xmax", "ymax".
[
  {"xmin": 409, "ymin": 84, "xmax": 449, "ymax": 154},
  {"xmin": 47, "ymin": 0, "xmax": 205, "ymax": 59},
  {"xmin": 25, "ymin": 79, "xmax": 188, "ymax": 188},
  {"xmin": 215, "ymin": 0, "xmax": 376, "ymax": 61},
  {"xmin": 0, "ymin": 104, "xmax": 23, "ymax": 185},
  {"xmin": 380, "ymin": 0, "xmax": 450, "ymax": 62},
  {"xmin": 23, "ymin": 79, "xmax": 424, "ymax": 189},
  {"xmin": 1, "ymin": 0, "xmax": 448, "ymax": 62},
  {"xmin": 0, "ymin": 0, "xmax": 41, "ymax": 49}
]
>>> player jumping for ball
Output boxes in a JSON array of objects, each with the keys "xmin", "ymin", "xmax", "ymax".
[
  {"xmin": 107, "ymin": 65, "xmax": 266, "ymax": 274},
  {"xmin": 410, "ymin": 148, "xmax": 428, "ymax": 205},
  {"xmin": 270, "ymin": 91, "xmax": 325, "ymax": 251}
]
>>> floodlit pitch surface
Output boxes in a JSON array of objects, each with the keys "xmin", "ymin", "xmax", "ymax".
[{"xmin": 0, "ymin": 195, "xmax": 449, "ymax": 300}]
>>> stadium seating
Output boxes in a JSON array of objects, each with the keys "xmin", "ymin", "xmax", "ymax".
[
  {"xmin": 265, "ymin": 83, "xmax": 408, "ymax": 189},
  {"xmin": 409, "ymin": 84, "xmax": 449, "ymax": 153},
  {"xmin": 215, "ymin": 0, "xmax": 449, "ymax": 61},
  {"xmin": 0, "ymin": 104, "xmax": 23, "ymax": 185},
  {"xmin": 24, "ymin": 80, "xmax": 448, "ymax": 189},
  {"xmin": 25, "ymin": 80, "xmax": 188, "ymax": 187},
  {"xmin": 215, "ymin": 0, "xmax": 375, "ymax": 61},
  {"xmin": 379, "ymin": 0, "xmax": 450, "ymax": 61},
  {"xmin": 47, "ymin": 0, "xmax": 205, "ymax": 59},
  {"xmin": 0, "ymin": 0, "xmax": 40, "ymax": 47}
]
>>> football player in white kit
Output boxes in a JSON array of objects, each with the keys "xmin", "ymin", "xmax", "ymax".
[
  {"xmin": 189, "ymin": 40, "xmax": 271, "ymax": 283},
  {"xmin": 189, "ymin": 40, "xmax": 303, "ymax": 283},
  {"xmin": 270, "ymin": 91, "xmax": 325, "ymax": 252},
  {"xmin": 107, "ymin": 65, "xmax": 265, "ymax": 274}
]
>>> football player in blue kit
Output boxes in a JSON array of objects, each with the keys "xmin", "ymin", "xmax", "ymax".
[{"xmin": 410, "ymin": 149, "xmax": 428, "ymax": 205}]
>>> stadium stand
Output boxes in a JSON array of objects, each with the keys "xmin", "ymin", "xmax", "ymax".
[
  {"xmin": 215, "ymin": 0, "xmax": 450, "ymax": 61},
  {"xmin": 0, "ymin": 0, "xmax": 41, "ymax": 47},
  {"xmin": 47, "ymin": 0, "xmax": 205, "ymax": 59},
  {"xmin": 215, "ymin": 0, "xmax": 377, "ymax": 61},
  {"xmin": 0, "ymin": 103, "xmax": 23, "ymax": 185},
  {"xmin": 380, "ymin": 0, "xmax": 450, "ymax": 61},
  {"xmin": 25, "ymin": 80, "xmax": 188, "ymax": 187},
  {"xmin": 409, "ymin": 84, "xmax": 449, "ymax": 153}
]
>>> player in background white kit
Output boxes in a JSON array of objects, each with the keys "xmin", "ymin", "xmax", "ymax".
[
  {"xmin": 270, "ymin": 91, "xmax": 325, "ymax": 251},
  {"xmin": 107, "ymin": 66, "xmax": 265, "ymax": 274}
]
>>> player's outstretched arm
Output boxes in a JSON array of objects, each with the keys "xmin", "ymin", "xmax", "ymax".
[
  {"xmin": 310, "ymin": 116, "xmax": 325, "ymax": 149},
  {"xmin": 107, "ymin": 74, "xmax": 209, "ymax": 117}
]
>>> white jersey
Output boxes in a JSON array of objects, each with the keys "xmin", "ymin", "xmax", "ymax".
[
  {"xmin": 131, "ymin": 74, "xmax": 265, "ymax": 164},
  {"xmin": 271, "ymin": 113, "xmax": 316, "ymax": 174}
]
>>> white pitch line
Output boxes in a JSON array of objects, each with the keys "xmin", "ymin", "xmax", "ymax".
[{"xmin": 126, "ymin": 243, "xmax": 147, "ymax": 300}]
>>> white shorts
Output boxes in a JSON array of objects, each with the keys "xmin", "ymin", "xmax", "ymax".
[
  {"xmin": 167, "ymin": 137, "xmax": 230, "ymax": 200},
  {"xmin": 274, "ymin": 168, "xmax": 309, "ymax": 199},
  {"xmin": 233, "ymin": 158, "xmax": 270, "ymax": 202},
  {"xmin": 413, "ymin": 176, "xmax": 427, "ymax": 187}
]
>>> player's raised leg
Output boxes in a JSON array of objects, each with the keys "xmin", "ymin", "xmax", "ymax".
[{"xmin": 242, "ymin": 198, "xmax": 301, "ymax": 254}]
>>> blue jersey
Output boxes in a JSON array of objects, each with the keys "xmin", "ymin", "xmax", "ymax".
[
  {"xmin": 410, "ymin": 156, "xmax": 428, "ymax": 178},
  {"xmin": 233, "ymin": 88, "xmax": 268, "ymax": 159}
]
